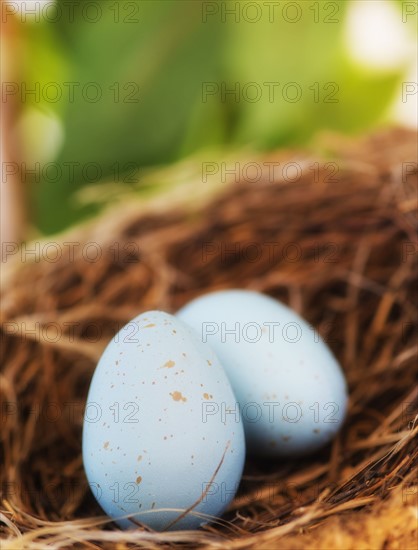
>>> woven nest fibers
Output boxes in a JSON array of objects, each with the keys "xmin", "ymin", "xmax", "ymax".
[{"xmin": 1, "ymin": 128, "xmax": 417, "ymax": 549}]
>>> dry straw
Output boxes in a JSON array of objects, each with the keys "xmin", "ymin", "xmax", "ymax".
[{"xmin": 1, "ymin": 128, "xmax": 417, "ymax": 549}]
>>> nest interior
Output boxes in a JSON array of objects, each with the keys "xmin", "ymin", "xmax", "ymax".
[{"xmin": 1, "ymin": 128, "xmax": 417, "ymax": 549}]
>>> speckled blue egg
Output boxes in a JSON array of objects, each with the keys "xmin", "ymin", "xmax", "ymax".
[
  {"xmin": 177, "ymin": 290, "xmax": 348, "ymax": 457},
  {"xmin": 82, "ymin": 311, "xmax": 245, "ymax": 530}
]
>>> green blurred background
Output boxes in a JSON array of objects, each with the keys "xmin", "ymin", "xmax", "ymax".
[{"xmin": 7, "ymin": 0, "xmax": 417, "ymax": 235}]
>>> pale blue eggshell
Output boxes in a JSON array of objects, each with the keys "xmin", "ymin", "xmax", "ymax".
[
  {"xmin": 82, "ymin": 311, "xmax": 245, "ymax": 530},
  {"xmin": 177, "ymin": 290, "xmax": 348, "ymax": 457}
]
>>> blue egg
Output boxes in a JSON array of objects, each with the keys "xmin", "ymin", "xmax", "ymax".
[
  {"xmin": 82, "ymin": 311, "xmax": 245, "ymax": 530},
  {"xmin": 177, "ymin": 290, "xmax": 348, "ymax": 457}
]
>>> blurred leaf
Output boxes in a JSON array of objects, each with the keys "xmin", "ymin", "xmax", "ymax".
[
  {"xmin": 19, "ymin": 20, "xmax": 69, "ymax": 115},
  {"xmin": 23, "ymin": 0, "xmax": 413, "ymax": 234},
  {"xmin": 35, "ymin": 0, "xmax": 224, "ymax": 233},
  {"xmin": 221, "ymin": 0, "xmax": 402, "ymax": 148}
]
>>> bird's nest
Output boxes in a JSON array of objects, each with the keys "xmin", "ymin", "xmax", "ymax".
[{"xmin": 1, "ymin": 128, "xmax": 417, "ymax": 549}]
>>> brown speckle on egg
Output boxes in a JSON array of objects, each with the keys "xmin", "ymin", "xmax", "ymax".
[
  {"xmin": 161, "ymin": 360, "xmax": 175, "ymax": 369},
  {"xmin": 170, "ymin": 391, "xmax": 187, "ymax": 402},
  {"xmin": 136, "ymin": 476, "xmax": 142, "ymax": 484}
]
